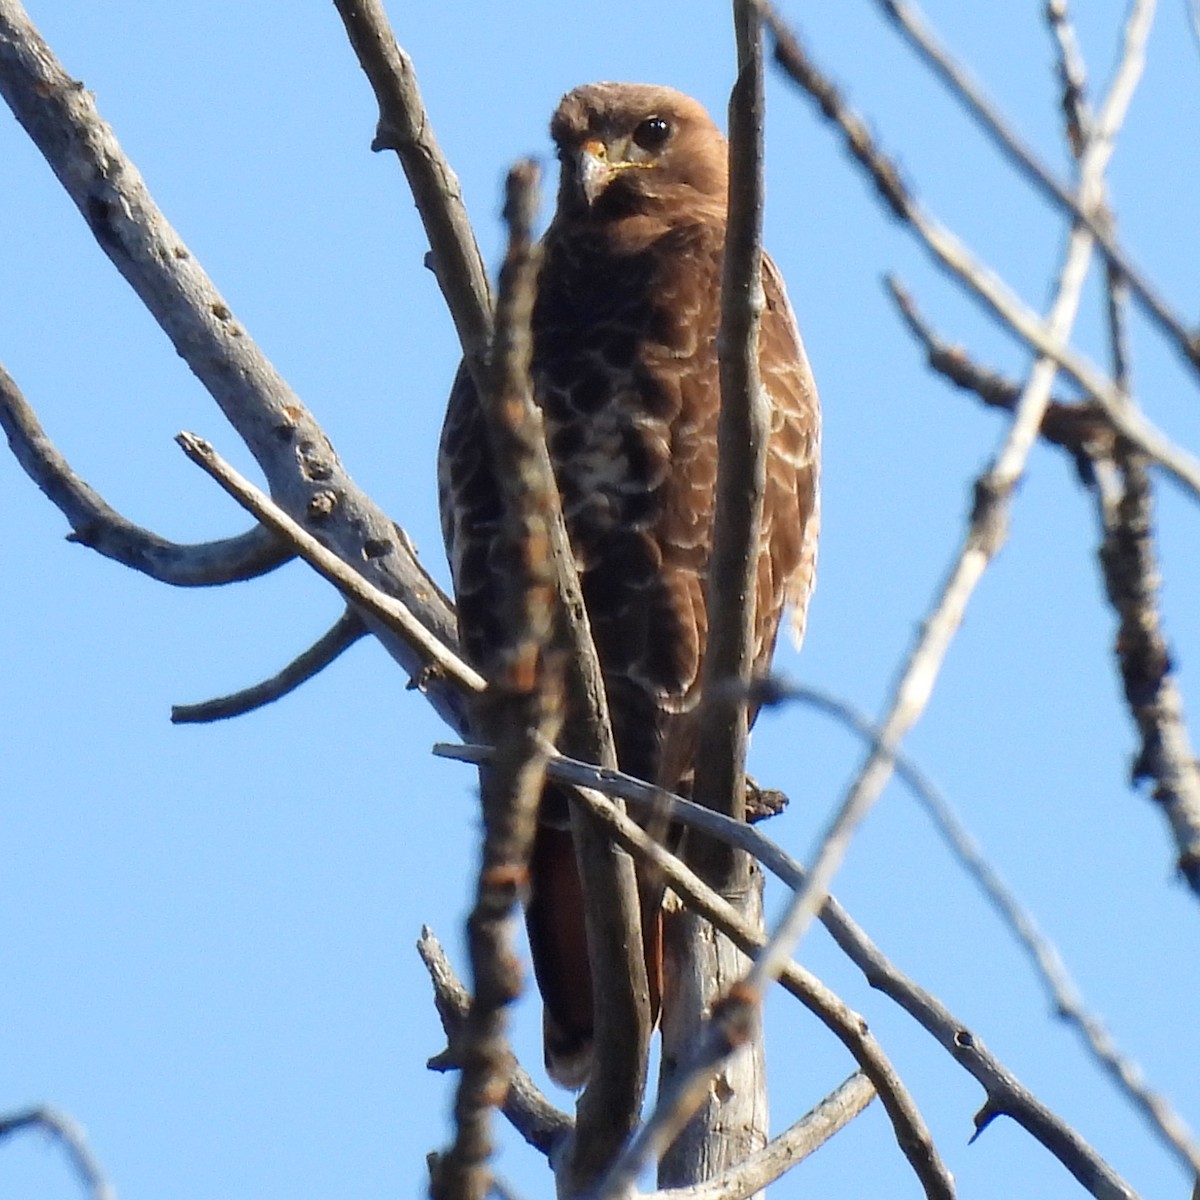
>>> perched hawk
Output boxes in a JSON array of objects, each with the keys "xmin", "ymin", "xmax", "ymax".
[{"xmin": 439, "ymin": 82, "xmax": 820, "ymax": 1087}]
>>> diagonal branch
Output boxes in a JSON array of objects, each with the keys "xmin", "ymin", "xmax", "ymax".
[
  {"xmin": 771, "ymin": 681, "xmax": 1200, "ymax": 1175},
  {"xmin": 0, "ymin": 0, "xmax": 468, "ymax": 733},
  {"xmin": 653, "ymin": 1072, "xmax": 875, "ymax": 1200},
  {"xmin": 331, "ymin": 0, "xmax": 492, "ymax": 387},
  {"xmin": 171, "ymin": 607, "xmax": 367, "ymax": 723},
  {"xmin": 175, "ymin": 432, "xmax": 484, "ymax": 694},
  {"xmin": 0, "ymin": 361, "xmax": 291, "ymax": 586},
  {"xmin": 417, "ymin": 927, "xmax": 573, "ymax": 1161},
  {"xmin": 885, "ymin": 276, "xmax": 1117, "ymax": 466},
  {"xmin": 567, "ymin": 775, "xmax": 954, "ymax": 1200}
]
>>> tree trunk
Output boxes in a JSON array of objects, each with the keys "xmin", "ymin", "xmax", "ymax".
[{"xmin": 657, "ymin": 861, "xmax": 768, "ymax": 1192}]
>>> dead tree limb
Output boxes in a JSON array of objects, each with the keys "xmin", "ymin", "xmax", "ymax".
[
  {"xmin": 330, "ymin": 0, "xmax": 492, "ymax": 391},
  {"xmin": 175, "ymin": 432, "xmax": 484, "ymax": 694},
  {"xmin": 749, "ymin": 0, "xmax": 1155, "ymax": 983},
  {"xmin": 657, "ymin": 2, "xmax": 772, "ymax": 1192},
  {"xmin": 573, "ymin": 776, "xmax": 954, "ymax": 1200},
  {"xmin": 0, "ymin": 361, "xmax": 291, "ymax": 586},
  {"xmin": 417, "ymin": 927, "xmax": 573, "ymax": 1161},
  {"xmin": 868, "ymin": 0, "xmax": 1200, "ymax": 378},
  {"xmin": 761, "ymin": 2, "xmax": 1200, "ymax": 502},
  {"xmin": 171, "ymin": 608, "xmax": 367, "ymax": 723}
]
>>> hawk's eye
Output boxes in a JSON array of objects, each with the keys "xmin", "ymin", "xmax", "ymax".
[{"xmin": 632, "ymin": 116, "xmax": 671, "ymax": 152}]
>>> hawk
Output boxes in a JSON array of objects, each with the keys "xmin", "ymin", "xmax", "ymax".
[{"xmin": 438, "ymin": 82, "xmax": 820, "ymax": 1087}]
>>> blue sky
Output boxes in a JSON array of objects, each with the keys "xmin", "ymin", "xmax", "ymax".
[{"xmin": 3, "ymin": 1, "xmax": 1199, "ymax": 1197}]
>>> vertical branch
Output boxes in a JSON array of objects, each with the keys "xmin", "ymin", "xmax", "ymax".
[
  {"xmin": 1099, "ymin": 451, "xmax": 1200, "ymax": 892},
  {"xmin": 430, "ymin": 163, "xmax": 562, "ymax": 1200},
  {"xmin": 659, "ymin": 2, "xmax": 771, "ymax": 1192},
  {"xmin": 692, "ymin": 0, "xmax": 769, "ymax": 874},
  {"xmin": 1045, "ymin": 0, "xmax": 1093, "ymax": 157}
]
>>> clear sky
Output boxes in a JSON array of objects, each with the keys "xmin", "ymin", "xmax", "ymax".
[{"xmin": 3, "ymin": 1, "xmax": 1199, "ymax": 1198}]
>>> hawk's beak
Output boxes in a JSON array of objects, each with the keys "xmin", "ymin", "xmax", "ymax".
[{"xmin": 577, "ymin": 138, "xmax": 612, "ymax": 206}]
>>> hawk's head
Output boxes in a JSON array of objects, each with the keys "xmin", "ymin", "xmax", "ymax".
[{"xmin": 550, "ymin": 83, "xmax": 728, "ymax": 223}]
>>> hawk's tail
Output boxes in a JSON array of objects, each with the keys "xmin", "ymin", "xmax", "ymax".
[{"xmin": 527, "ymin": 823, "xmax": 662, "ymax": 1089}]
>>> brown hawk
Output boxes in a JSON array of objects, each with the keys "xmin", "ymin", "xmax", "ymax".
[{"xmin": 438, "ymin": 82, "xmax": 820, "ymax": 1087}]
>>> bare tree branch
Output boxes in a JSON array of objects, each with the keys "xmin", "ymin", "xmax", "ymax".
[
  {"xmin": 447, "ymin": 737, "xmax": 1143, "ymax": 1199},
  {"xmin": 1100, "ymin": 453, "xmax": 1200, "ymax": 893},
  {"xmin": 330, "ymin": 0, "xmax": 493, "ymax": 388},
  {"xmin": 0, "ymin": 360, "xmax": 292, "ymax": 586},
  {"xmin": 0, "ymin": 0, "xmax": 468, "ymax": 733},
  {"xmin": 885, "ymin": 276, "xmax": 1116, "ymax": 467},
  {"xmin": 887, "ymin": 277, "xmax": 1200, "ymax": 896},
  {"xmin": 761, "ymin": 2, "xmax": 1200, "ymax": 502},
  {"xmin": 693, "ymin": 0, "xmax": 769, "ymax": 869},
  {"xmin": 871, "ymin": 0, "xmax": 1200, "ymax": 378},
  {"xmin": 0, "ymin": 1106, "xmax": 115, "ymax": 1200},
  {"xmin": 175, "ymin": 432, "xmax": 485, "ymax": 694},
  {"xmin": 1045, "ymin": 0, "xmax": 1093, "ymax": 157},
  {"xmin": 653, "ymin": 1072, "xmax": 875, "ymax": 1200},
  {"xmin": 171, "ymin": 607, "xmax": 367, "ymax": 723},
  {"xmin": 417, "ymin": 927, "xmax": 573, "ymax": 1161},
  {"xmin": 657, "ymin": 3, "xmax": 773, "ymax": 1193}
]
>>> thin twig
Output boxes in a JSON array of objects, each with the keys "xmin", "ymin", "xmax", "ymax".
[
  {"xmin": 0, "ymin": 0, "xmax": 468, "ymax": 732},
  {"xmin": 331, "ymin": 0, "xmax": 492, "ymax": 388},
  {"xmin": 175, "ymin": 432, "xmax": 485, "ymax": 694},
  {"xmin": 170, "ymin": 607, "xmax": 367, "ymax": 723},
  {"xmin": 653, "ymin": 1072, "xmax": 875, "ymax": 1200},
  {"xmin": 761, "ymin": 3, "xmax": 1200, "ymax": 502},
  {"xmin": 885, "ymin": 276, "xmax": 1116, "ymax": 467},
  {"xmin": 0, "ymin": 1106, "xmax": 116, "ymax": 1200},
  {"xmin": 436, "ymin": 739, "xmax": 1141, "ymax": 1199},
  {"xmin": 417, "ymin": 927, "xmax": 573, "ymax": 1160},
  {"xmin": 0, "ymin": 361, "xmax": 292, "ymax": 586},
  {"xmin": 870, "ymin": 0, "xmax": 1200, "ymax": 377},
  {"xmin": 1045, "ymin": 0, "xmax": 1093, "ymax": 156}
]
